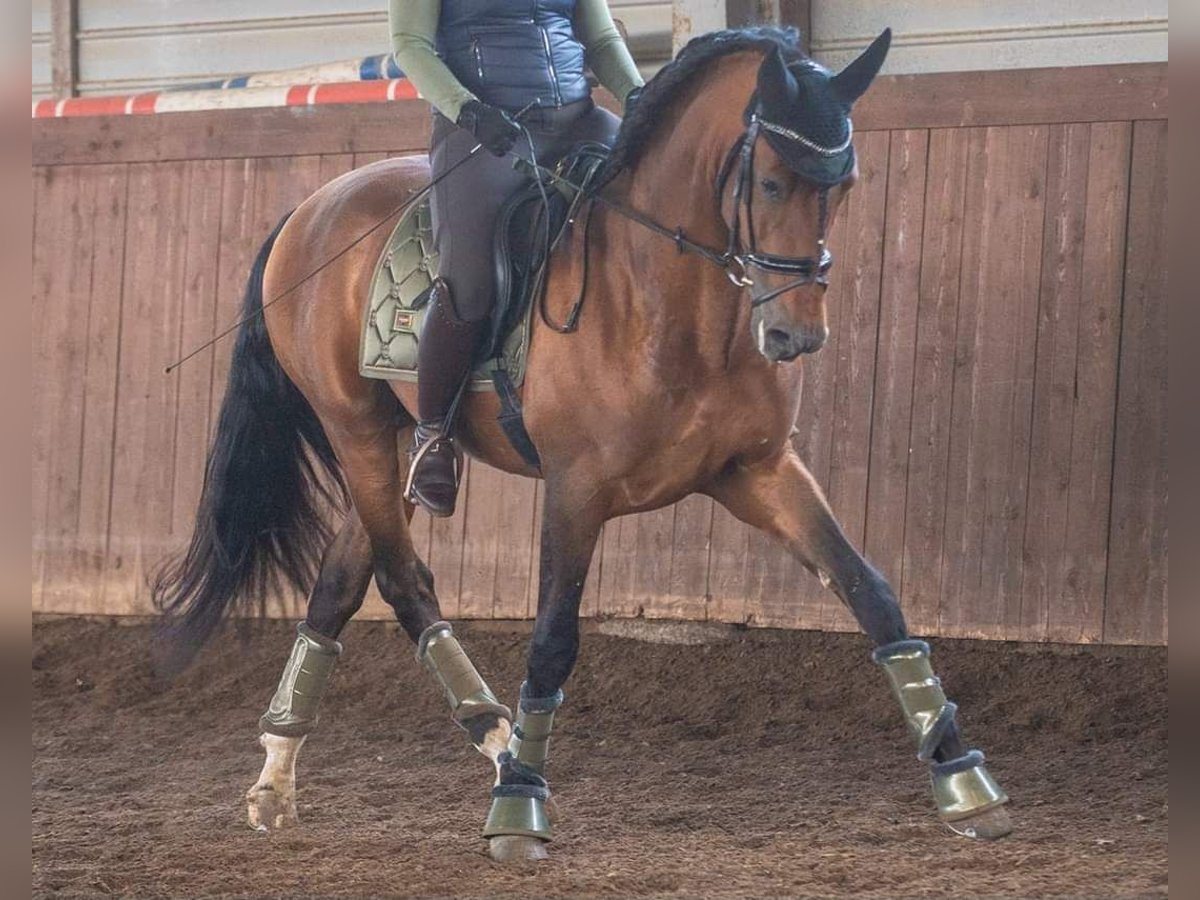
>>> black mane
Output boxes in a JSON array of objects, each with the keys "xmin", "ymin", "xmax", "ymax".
[{"xmin": 602, "ymin": 26, "xmax": 807, "ymax": 179}]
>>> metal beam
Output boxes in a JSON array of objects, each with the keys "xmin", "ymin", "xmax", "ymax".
[
  {"xmin": 50, "ymin": 0, "xmax": 78, "ymax": 98},
  {"xmin": 672, "ymin": 0, "xmax": 729, "ymax": 54},
  {"xmin": 779, "ymin": 0, "xmax": 813, "ymax": 54}
]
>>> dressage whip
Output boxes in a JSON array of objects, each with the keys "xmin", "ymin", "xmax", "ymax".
[{"xmin": 164, "ymin": 100, "xmax": 561, "ymax": 375}]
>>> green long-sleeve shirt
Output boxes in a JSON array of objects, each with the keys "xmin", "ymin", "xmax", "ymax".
[{"xmin": 389, "ymin": 0, "xmax": 644, "ymax": 121}]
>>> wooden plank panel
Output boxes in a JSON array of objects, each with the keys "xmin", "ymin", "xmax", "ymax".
[
  {"xmin": 33, "ymin": 166, "xmax": 92, "ymax": 611},
  {"xmin": 105, "ymin": 161, "xmax": 189, "ymax": 614},
  {"xmin": 30, "ymin": 165, "xmax": 59, "ymax": 610},
  {"xmin": 32, "ymin": 65, "xmax": 1167, "ymax": 167},
  {"xmin": 819, "ymin": 129, "xmax": 890, "ymax": 633},
  {"xmin": 630, "ymin": 506, "xmax": 676, "ymax": 618},
  {"xmin": 209, "ymin": 159, "xmax": 258, "ymax": 433},
  {"xmin": 1104, "ymin": 120, "xmax": 1167, "ymax": 645},
  {"xmin": 427, "ymin": 457, "xmax": 469, "ymax": 618},
  {"xmin": 1022, "ymin": 122, "xmax": 1130, "ymax": 643},
  {"xmin": 318, "ymin": 153, "xmax": 357, "ymax": 184},
  {"xmin": 580, "ymin": 520, "xmax": 604, "ymax": 619},
  {"xmin": 50, "ymin": 0, "xmax": 78, "ymax": 98},
  {"xmin": 706, "ymin": 504, "xmax": 749, "ymax": 624},
  {"xmin": 457, "ymin": 463, "xmax": 505, "ymax": 618},
  {"xmin": 524, "ymin": 481, "xmax": 545, "ymax": 618},
  {"xmin": 67, "ymin": 164, "xmax": 129, "ymax": 608},
  {"xmin": 168, "ymin": 160, "xmax": 225, "ymax": 554},
  {"xmin": 1050, "ymin": 122, "xmax": 1131, "ymax": 643},
  {"xmin": 1018, "ymin": 123, "xmax": 1090, "ymax": 641},
  {"xmin": 864, "ymin": 129, "xmax": 928, "ymax": 599},
  {"xmin": 34, "ymin": 101, "xmax": 435, "ymax": 166},
  {"xmin": 596, "ymin": 513, "xmax": 643, "ymax": 618},
  {"xmin": 741, "ymin": 527, "xmax": 805, "ymax": 629},
  {"xmin": 853, "ymin": 63, "xmax": 1168, "ymax": 132},
  {"xmin": 939, "ymin": 125, "xmax": 1049, "ymax": 640},
  {"xmin": 352, "ymin": 152, "xmax": 391, "ymax": 169},
  {"xmin": 900, "ymin": 128, "xmax": 970, "ymax": 637},
  {"xmin": 665, "ymin": 495, "xmax": 713, "ymax": 620},
  {"xmin": 490, "ymin": 474, "xmax": 540, "ymax": 619}
]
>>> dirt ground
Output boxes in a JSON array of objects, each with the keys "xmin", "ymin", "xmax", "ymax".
[{"xmin": 33, "ymin": 617, "xmax": 1167, "ymax": 898}]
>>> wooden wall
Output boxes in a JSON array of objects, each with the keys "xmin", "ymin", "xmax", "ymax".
[{"xmin": 31, "ymin": 64, "xmax": 1168, "ymax": 644}]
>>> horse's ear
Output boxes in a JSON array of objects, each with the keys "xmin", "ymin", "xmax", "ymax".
[
  {"xmin": 830, "ymin": 28, "xmax": 891, "ymax": 107},
  {"xmin": 757, "ymin": 44, "xmax": 798, "ymax": 110}
]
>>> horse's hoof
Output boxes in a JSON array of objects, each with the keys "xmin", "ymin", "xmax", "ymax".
[
  {"xmin": 946, "ymin": 804, "xmax": 1013, "ymax": 840},
  {"xmin": 246, "ymin": 784, "xmax": 299, "ymax": 832},
  {"xmin": 488, "ymin": 835, "xmax": 549, "ymax": 862}
]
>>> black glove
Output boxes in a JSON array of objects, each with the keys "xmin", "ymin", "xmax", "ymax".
[
  {"xmin": 623, "ymin": 85, "xmax": 644, "ymax": 117},
  {"xmin": 456, "ymin": 100, "xmax": 521, "ymax": 157}
]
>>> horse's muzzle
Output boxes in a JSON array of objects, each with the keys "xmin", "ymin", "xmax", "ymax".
[{"xmin": 759, "ymin": 323, "xmax": 827, "ymax": 361}]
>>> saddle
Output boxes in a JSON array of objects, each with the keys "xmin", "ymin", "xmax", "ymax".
[
  {"xmin": 487, "ymin": 141, "xmax": 611, "ymax": 358},
  {"xmin": 360, "ymin": 142, "xmax": 611, "ymax": 465}
]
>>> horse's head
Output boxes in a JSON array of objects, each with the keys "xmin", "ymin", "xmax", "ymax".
[{"xmin": 724, "ymin": 30, "xmax": 891, "ymax": 362}]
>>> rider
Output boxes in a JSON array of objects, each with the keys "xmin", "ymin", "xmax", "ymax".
[{"xmin": 389, "ymin": 0, "xmax": 644, "ymax": 516}]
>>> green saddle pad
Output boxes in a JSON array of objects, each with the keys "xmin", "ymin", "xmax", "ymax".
[{"xmin": 359, "ymin": 199, "xmax": 531, "ymax": 389}]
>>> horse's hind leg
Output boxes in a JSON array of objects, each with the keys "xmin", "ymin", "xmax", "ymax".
[
  {"xmin": 247, "ymin": 509, "xmax": 374, "ymax": 831},
  {"xmin": 330, "ymin": 418, "xmax": 514, "ymax": 772},
  {"xmin": 708, "ymin": 448, "xmax": 1012, "ymax": 840}
]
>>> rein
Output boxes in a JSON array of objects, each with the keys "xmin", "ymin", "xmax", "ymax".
[
  {"xmin": 166, "ymin": 102, "xmax": 842, "ymax": 370},
  {"xmin": 519, "ymin": 108, "xmax": 836, "ymax": 333}
]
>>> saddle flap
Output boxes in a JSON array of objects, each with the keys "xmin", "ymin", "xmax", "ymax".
[{"xmin": 488, "ymin": 141, "xmax": 611, "ymax": 358}]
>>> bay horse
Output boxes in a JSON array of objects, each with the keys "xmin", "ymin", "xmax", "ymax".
[{"xmin": 155, "ymin": 27, "xmax": 1011, "ymax": 862}]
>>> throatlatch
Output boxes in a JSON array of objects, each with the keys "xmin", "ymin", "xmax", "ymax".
[
  {"xmin": 260, "ymin": 623, "xmax": 343, "ymax": 737},
  {"xmin": 873, "ymin": 640, "xmax": 1008, "ymax": 822},
  {"xmin": 416, "ymin": 621, "xmax": 512, "ymax": 726},
  {"xmin": 483, "ymin": 682, "xmax": 562, "ymax": 841}
]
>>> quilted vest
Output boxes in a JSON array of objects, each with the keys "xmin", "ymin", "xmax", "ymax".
[{"xmin": 436, "ymin": 0, "xmax": 590, "ymax": 112}]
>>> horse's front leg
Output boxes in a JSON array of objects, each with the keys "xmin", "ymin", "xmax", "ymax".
[
  {"xmin": 483, "ymin": 484, "xmax": 604, "ymax": 862},
  {"xmin": 708, "ymin": 448, "xmax": 1012, "ymax": 839}
]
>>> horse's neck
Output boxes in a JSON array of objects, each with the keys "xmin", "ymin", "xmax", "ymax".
[{"xmin": 597, "ymin": 56, "xmax": 760, "ymax": 365}]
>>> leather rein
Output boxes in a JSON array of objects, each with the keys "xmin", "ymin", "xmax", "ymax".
[{"xmin": 529, "ymin": 107, "xmax": 836, "ymax": 333}]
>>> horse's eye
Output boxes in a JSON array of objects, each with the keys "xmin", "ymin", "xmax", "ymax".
[{"xmin": 759, "ymin": 178, "xmax": 783, "ymax": 200}]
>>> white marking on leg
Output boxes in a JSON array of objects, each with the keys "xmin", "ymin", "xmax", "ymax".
[
  {"xmin": 246, "ymin": 733, "xmax": 306, "ymax": 831},
  {"xmin": 473, "ymin": 719, "xmax": 513, "ymax": 786}
]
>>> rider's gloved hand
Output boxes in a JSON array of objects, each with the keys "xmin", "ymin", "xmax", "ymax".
[{"xmin": 456, "ymin": 100, "xmax": 521, "ymax": 157}]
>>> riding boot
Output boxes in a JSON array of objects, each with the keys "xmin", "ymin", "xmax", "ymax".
[{"xmin": 406, "ymin": 279, "xmax": 487, "ymax": 517}]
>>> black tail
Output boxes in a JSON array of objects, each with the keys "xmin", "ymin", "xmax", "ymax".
[{"xmin": 153, "ymin": 214, "xmax": 347, "ymax": 673}]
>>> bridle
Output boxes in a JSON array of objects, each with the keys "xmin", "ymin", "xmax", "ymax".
[
  {"xmin": 714, "ymin": 112, "xmax": 834, "ymax": 307},
  {"xmin": 530, "ymin": 103, "xmax": 844, "ymax": 332}
]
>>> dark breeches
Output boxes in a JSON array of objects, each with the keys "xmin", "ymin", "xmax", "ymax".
[{"xmin": 428, "ymin": 98, "xmax": 621, "ymax": 322}]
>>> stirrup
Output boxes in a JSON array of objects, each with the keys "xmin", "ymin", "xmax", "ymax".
[{"xmin": 404, "ymin": 427, "xmax": 464, "ymax": 516}]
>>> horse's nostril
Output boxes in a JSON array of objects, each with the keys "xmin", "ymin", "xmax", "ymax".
[{"xmin": 766, "ymin": 328, "xmax": 793, "ymax": 349}]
